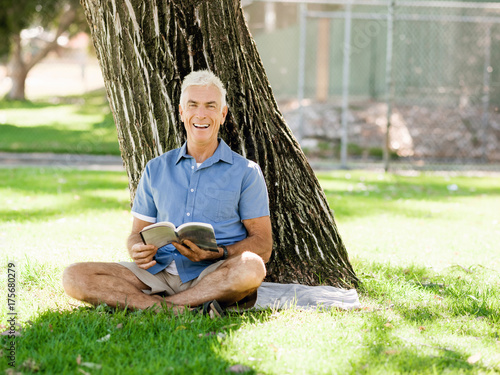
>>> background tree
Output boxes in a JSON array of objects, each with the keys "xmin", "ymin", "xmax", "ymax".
[
  {"xmin": 0, "ymin": 0, "xmax": 86, "ymax": 100},
  {"xmin": 80, "ymin": 0, "xmax": 358, "ymax": 288}
]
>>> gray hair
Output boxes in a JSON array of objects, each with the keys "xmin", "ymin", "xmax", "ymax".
[{"xmin": 179, "ymin": 70, "xmax": 227, "ymax": 111}]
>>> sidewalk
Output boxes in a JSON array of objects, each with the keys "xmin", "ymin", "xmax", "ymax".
[
  {"xmin": 2, "ymin": 152, "xmax": 498, "ymax": 175},
  {"xmin": 0, "ymin": 152, "xmax": 124, "ymax": 171}
]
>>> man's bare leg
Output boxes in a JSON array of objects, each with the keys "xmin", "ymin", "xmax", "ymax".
[
  {"xmin": 62, "ymin": 262, "xmax": 182, "ymax": 312},
  {"xmin": 165, "ymin": 251, "xmax": 266, "ymax": 308},
  {"xmin": 63, "ymin": 251, "xmax": 266, "ymax": 312}
]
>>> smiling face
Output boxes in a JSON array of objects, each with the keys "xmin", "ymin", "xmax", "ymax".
[{"xmin": 179, "ymin": 85, "xmax": 228, "ymax": 151}]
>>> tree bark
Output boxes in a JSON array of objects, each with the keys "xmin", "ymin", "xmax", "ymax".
[
  {"xmin": 7, "ymin": 35, "xmax": 28, "ymax": 101},
  {"xmin": 81, "ymin": 0, "xmax": 358, "ymax": 288}
]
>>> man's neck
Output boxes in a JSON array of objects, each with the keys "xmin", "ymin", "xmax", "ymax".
[{"xmin": 186, "ymin": 140, "xmax": 219, "ymax": 163}]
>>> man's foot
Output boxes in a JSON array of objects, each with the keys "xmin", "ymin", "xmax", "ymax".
[
  {"xmin": 147, "ymin": 297, "xmax": 186, "ymax": 315},
  {"xmin": 194, "ymin": 300, "xmax": 225, "ymax": 318}
]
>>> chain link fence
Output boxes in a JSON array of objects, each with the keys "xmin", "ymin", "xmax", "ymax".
[{"xmin": 245, "ymin": 1, "xmax": 500, "ymax": 171}]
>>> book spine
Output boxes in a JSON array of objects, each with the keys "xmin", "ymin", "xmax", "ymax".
[{"xmin": 139, "ymin": 232, "xmax": 147, "ymax": 245}]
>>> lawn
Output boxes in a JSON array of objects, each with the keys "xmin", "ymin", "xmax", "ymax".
[
  {"xmin": 1, "ymin": 167, "xmax": 499, "ymax": 374},
  {"xmin": 0, "ymin": 91, "xmax": 120, "ymax": 155}
]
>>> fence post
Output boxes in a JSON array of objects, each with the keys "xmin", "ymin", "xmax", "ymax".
[
  {"xmin": 341, "ymin": 0, "xmax": 353, "ymax": 169},
  {"xmin": 481, "ymin": 23, "xmax": 492, "ymax": 162},
  {"xmin": 384, "ymin": 0, "xmax": 395, "ymax": 172},
  {"xmin": 297, "ymin": 2, "xmax": 307, "ymax": 144}
]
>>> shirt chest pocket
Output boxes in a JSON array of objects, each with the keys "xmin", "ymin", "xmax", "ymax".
[{"xmin": 201, "ymin": 189, "xmax": 239, "ymax": 222}]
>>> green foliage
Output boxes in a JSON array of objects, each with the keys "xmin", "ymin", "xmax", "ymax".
[{"xmin": 0, "ymin": 0, "xmax": 82, "ymax": 57}]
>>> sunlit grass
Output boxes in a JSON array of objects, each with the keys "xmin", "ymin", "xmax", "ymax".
[
  {"xmin": 319, "ymin": 171, "xmax": 500, "ymax": 271},
  {"xmin": 1, "ymin": 168, "xmax": 499, "ymax": 374},
  {"xmin": 0, "ymin": 90, "xmax": 120, "ymax": 155}
]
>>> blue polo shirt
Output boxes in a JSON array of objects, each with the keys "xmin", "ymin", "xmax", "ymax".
[{"xmin": 131, "ymin": 139, "xmax": 270, "ymax": 283}]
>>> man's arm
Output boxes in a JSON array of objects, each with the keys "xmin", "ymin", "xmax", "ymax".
[
  {"xmin": 174, "ymin": 215, "xmax": 273, "ymax": 263},
  {"xmin": 226, "ymin": 215, "xmax": 273, "ymax": 262},
  {"xmin": 127, "ymin": 217, "xmax": 158, "ymax": 269}
]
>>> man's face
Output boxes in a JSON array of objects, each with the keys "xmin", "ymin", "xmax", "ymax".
[{"xmin": 179, "ymin": 85, "xmax": 228, "ymax": 148}]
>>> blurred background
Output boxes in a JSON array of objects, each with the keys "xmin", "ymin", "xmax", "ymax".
[{"xmin": 1, "ymin": 0, "xmax": 499, "ymax": 171}]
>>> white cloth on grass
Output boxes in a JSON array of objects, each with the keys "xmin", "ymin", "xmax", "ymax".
[{"xmin": 254, "ymin": 282, "xmax": 360, "ymax": 310}]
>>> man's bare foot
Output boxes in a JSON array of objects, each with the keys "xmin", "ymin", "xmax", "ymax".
[{"xmin": 147, "ymin": 295, "xmax": 187, "ymax": 315}]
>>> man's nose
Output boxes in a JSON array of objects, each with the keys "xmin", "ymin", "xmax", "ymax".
[{"xmin": 195, "ymin": 106, "xmax": 207, "ymax": 118}]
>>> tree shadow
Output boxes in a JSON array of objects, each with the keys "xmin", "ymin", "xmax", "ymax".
[
  {"xmin": 0, "ymin": 88, "xmax": 109, "ymax": 110},
  {"xmin": 356, "ymin": 261, "xmax": 499, "ymax": 323},
  {"xmin": 0, "ymin": 123, "xmax": 119, "ymax": 155},
  {"xmin": 347, "ymin": 313, "xmax": 481, "ymax": 374},
  {"xmin": 0, "ymin": 88, "xmax": 119, "ymax": 155},
  {"xmin": 0, "ymin": 168, "xmax": 130, "ymax": 222},
  {"xmin": 0, "ymin": 99, "xmax": 61, "ymax": 110},
  {"xmin": 0, "ymin": 194, "xmax": 129, "ymax": 223},
  {"xmin": 320, "ymin": 173, "xmax": 500, "ymax": 200},
  {"xmin": 3, "ymin": 305, "xmax": 262, "ymax": 374},
  {"xmin": 0, "ymin": 168, "xmax": 127, "ymax": 194},
  {"xmin": 346, "ymin": 260, "xmax": 500, "ymax": 373},
  {"xmin": 319, "ymin": 172, "xmax": 500, "ymax": 220}
]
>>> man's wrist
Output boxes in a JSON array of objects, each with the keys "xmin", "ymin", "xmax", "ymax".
[{"xmin": 219, "ymin": 245, "xmax": 228, "ymax": 260}]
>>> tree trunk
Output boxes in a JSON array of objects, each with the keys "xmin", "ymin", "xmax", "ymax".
[
  {"xmin": 6, "ymin": 7, "xmax": 77, "ymax": 101},
  {"xmin": 7, "ymin": 35, "xmax": 28, "ymax": 101},
  {"xmin": 81, "ymin": 0, "xmax": 358, "ymax": 288}
]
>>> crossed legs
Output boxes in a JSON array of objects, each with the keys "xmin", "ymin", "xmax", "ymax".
[{"xmin": 62, "ymin": 251, "xmax": 266, "ymax": 312}]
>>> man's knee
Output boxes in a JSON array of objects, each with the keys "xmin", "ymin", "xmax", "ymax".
[
  {"xmin": 242, "ymin": 251, "xmax": 267, "ymax": 278},
  {"xmin": 62, "ymin": 262, "xmax": 90, "ymax": 299},
  {"xmin": 228, "ymin": 251, "xmax": 266, "ymax": 289},
  {"xmin": 63, "ymin": 262, "xmax": 108, "ymax": 298}
]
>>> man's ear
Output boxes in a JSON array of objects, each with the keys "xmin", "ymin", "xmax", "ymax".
[
  {"xmin": 221, "ymin": 105, "xmax": 228, "ymax": 124},
  {"xmin": 179, "ymin": 104, "xmax": 184, "ymax": 117}
]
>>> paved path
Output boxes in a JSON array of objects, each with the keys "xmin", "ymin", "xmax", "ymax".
[
  {"xmin": 0, "ymin": 152, "xmax": 124, "ymax": 171},
  {"xmin": 2, "ymin": 152, "xmax": 498, "ymax": 175}
]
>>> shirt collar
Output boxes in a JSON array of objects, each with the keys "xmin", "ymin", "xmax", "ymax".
[{"xmin": 175, "ymin": 138, "xmax": 234, "ymax": 166}]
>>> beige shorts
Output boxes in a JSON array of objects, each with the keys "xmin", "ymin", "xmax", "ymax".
[{"xmin": 119, "ymin": 260, "xmax": 225, "ymax": 296}]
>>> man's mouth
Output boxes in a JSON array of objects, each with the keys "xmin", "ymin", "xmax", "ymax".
[{"xmin": 193, "ymin": 123, "xmax": 209, "ymax": 129}]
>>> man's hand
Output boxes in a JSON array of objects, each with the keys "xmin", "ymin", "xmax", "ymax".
[
  {"xmin": 130, "ymin": 243, "xmax": 158, "ymax": 270},
  {"xmin": 172, "ymin": 240, "xmax": 222, "ymax": 262}
]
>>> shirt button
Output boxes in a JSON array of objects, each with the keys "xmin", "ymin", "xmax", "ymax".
[
  {"xmin": 191, "ymin": 166, "xmax": 195, "ymax": 170},
  {"xmin": 190, "ymin": 189, "xmax": 194, "ymax": 192},
  {"xmin": 186, "ymin": 212, "xmax": 191, "ymax": 216}
]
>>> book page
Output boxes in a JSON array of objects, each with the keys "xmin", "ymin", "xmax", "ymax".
[
  {"xmin": 140, "ymin": 222, "xmax": 178, "ymax": 248},
  {"xmin": 177, "ymin": 222, "xmax": 218, "ymax": 252}
]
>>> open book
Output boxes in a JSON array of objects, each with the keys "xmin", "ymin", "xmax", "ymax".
[{"xmin": 140, "ymin": 221, "xmax": 219, "ymax": 252}]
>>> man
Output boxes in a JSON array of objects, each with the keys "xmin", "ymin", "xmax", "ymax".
[{"xmin": 63, "ymin": 70, "xmax": 272, "ymax": 315}]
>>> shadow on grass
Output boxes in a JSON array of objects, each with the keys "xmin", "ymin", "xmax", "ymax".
[
  {"xmin": 356, "ymin": 260, "xmax": 500, "ymax": 325},
  {"xmin": 0, "ymin": 168, "xmax": 127, "ymax": 194},
  {"xmin": 0, "ymin": 89, "xmax": 119, "ymax": 155},
  {"xmin": 0, "ymin": 88, "xmax": 109, "ymax": 110},
  {"xmin": 320, "ymin": 172, "xmax": 500, "ymax": 200},
  {"xmin": 1, "ymin": 305, "xmax": 261, "ymax": 374},
  {"xmin": 0, "ymin": 168, "xmax": 130, "ymax": 222},
  {"xmin": 347, "ymin": 313, "xmax": 481, "ymax": 374},
  {"xmin": 0, "ymin": 123, "xmax": 119, "ymax": 155},
  {"xmin": 343, "ymin": 260, "xmax": 500, "ymax": 373},
  {"xmin": 0, "ymin": 99, "xmax": 61, "ymax": 110},
  {"xmin": 319, "ymin": 172, "xmax": 500, "ymax": 220},
  {"xmin": 3, "ymin": 257, "xmax": 499, "ymax": 373},
  {"xmin": 0, "ymin": 195, "xmax": 129, "ymax": 222}
]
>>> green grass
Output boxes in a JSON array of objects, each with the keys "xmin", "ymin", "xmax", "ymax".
[
  {"xmin": 320, "ymin": 171, "xmax": 500, "ymax": 270},
  {"xmin": 1, "ymin": 168, "xmax": 499, "ymax": 374},
  {"xmin": 0, "ymin": 91, "xmax": 120, "ymax": 155}
]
